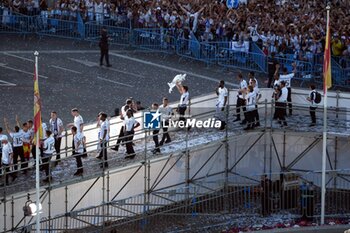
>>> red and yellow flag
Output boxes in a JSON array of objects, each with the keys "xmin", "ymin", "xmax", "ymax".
[
  {"xmin": 323, "ymin": 13, "xmax": 332, "ymax": 93},
  {"xmin": 34, "ymin": 62, "xmax": 43, "ymax": 141}
]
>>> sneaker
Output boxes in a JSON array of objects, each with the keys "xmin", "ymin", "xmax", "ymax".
[
  {"xmin": 164, "ymin": 139, "xmax": 171, "ymax": 144},
  {"xmin": 95, "ymin": 155, "xmax": 103, "ymax": 159},
  {"xmin": 110, "ymin": 147, "xmax": 118, "ymax": 151},
  {"xmin": 309, "ymin": 123, "xmax": 316, "ymax": 127},
  {"xmin": 243, "ymin": 127, "xmax": 251, "ymax": 130},
  {"xmin": 125, "ymin": 154, "xmax": 135, "ymax": 159},
  {"xmin": 159, "ymin": 141, "xmax": 164, "ymax": 146}
]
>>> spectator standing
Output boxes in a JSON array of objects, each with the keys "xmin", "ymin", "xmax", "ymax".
[{"xmin": 1, "ymin": 137, "xmax": 13, "ymax": 185}]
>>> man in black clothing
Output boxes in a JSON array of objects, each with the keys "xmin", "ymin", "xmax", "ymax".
[
  {"xmin": 99, "ymin": 27, "xmax": 111, "ymax": 67},
  {"xmin": 267, "ymin": 52, "xmax": 279, "ymax": 88},
  {"xmin": 307, "ymin": 84, "xmax": 318, "ymax": 127}
]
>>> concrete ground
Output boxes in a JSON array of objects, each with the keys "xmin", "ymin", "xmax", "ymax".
[{"xmin": 0, "ymin": 34, "xmax": 244, "ymax": 126}]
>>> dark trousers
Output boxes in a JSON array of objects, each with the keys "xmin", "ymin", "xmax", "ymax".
[
  {"xmin": 100, "ymin": 48, "xmax": 110, "ymax": 66},
  {"xmin": 99, "ymin": 141, "xmax": 108, "ymax": 167},
  {"xmin": 276, "ymin": 102, "xmax": 287, "ymax": 125},
  {"xmin": 114, "ymin": 126, "xmax": 125, "ymax": 151},
  {"xmin": 41, "ymin": 154, "xmax": 51, "ymax": 177},
  {"xmin": 244, "ymin": 110, "xmax": 255, "ymax": 129},
  {"xmin": 31, "ymin": 145, "xmax": 42, "ymax": 166},
  {"xmin": 267, "ymin": 73, "xmax": 274, "ymax": 88},
  {"xmin": 54, "ymin": 137, "xmax": 62, "ymax": 160},
  {"xmin": 310, "ymin": 107, "xmax": 317, "ymax": 124},
  {"xmin": 13, "ymin": 146, "xmax": 25, "ymax": 171},
  {"xmin": 125, "ymin": 131, "xmax": 135, "ymax": 155},
  {"xmin": 178, "ymin": 106, "xmax": 187, "ymax": 122},
  {"xmin": 73, "ymin": 152, "xmax": 83, "ymax": 173},
  {"xmin": 160, "ymin": 121, "xmax": 171, "ymax": 143},
  {"xmin": 236, "ymin": 97, "xmax": 246, "ymax": 120},
  {"xmin": 2, "ymin": 164, "xmax": 10, "ymax": 185},
  {"xmin": 287, "ymin": 87, "xmax": 292, "ymax": 115},
  {"xmin": 153, "ymin": 130, "xmax": 160, "ymax": 149},
  {"xmin": 253, "ymin": 105, "xmax": 260, "ymax": 125}
]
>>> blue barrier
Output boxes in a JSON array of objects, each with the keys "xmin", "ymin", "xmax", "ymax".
[
  {"xmin": 36, "ymin": 16, "xmax": 85, "ymax": 39},
  {"xmin": 0, "ymin": 14, "xmax": 33, "ymax": 34},
  {"xmin": 133, "ymin": 28, "xmax": 176, "ymax": 54},
  {"xmin": 217, "ymin": 48, "xmax": 266, "ymax": 73},
  {"xmin": 85, "ymin": 22, "xmax": 130, "ymax": 46},
  {"xmin": 251, "ymin": 43, "xmax": 267, "ymax": 73}
]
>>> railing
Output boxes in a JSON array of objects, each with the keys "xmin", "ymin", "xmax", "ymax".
[
  {"xmin": 1, "ymin": 88, "xmax": 350, "ymax": 232},
  {"xmin": 1, "ymin": 13, "xmax": 350, "ymax": 88}
]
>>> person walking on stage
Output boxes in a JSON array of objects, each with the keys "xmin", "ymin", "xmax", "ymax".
[
  {"xmin": 49, "ymin": 111, "xmax": 64, "ymax": 165},
  {"xmin": 41, "ymin": 130, "xmax": 55, "ymax": 182},
  {"xmin": 71, "ymin": 126, "xmax": 84, "ymax": 176}
]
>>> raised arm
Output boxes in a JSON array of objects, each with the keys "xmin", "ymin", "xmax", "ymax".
[
  {"xmin": 176, "ymin": 82, "xmax": 183, "ymax": 94},
  {"xmin": 3, "ymin": 118, "xmax": 11, "ymax": 134},
  {"xmin": 178, "ymin": 4, "xmax": 189, "ymax": 15},
  {"xmin": 15, "ymin": 115, "xmax": 21, "ymax": 127}
]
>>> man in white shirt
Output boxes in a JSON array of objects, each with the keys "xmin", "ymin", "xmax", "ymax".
[
  {"xmin": 248, "ymin": 71, "xmax": 258, "ymax": 87},
  {"xmin": 215, "ymin": 80, "xmax": 228, "ymax": 130},
  {"xmin": 111, "ymin": 99, "xmax": 135, "ymax": 152},
  {"xmin": 151, "ymin": 103, "xmax": 161, "ymax": 154},
  {"xmin": 279, "ymin": 63, "xmax": 296, "ymax": 116},
  {"xmin": 251, "ymin": 79, "xmax": 261, "ymax": 127},
  {"xmin": 0, "ymin": 128, "xmax": 6, "ymax": 175},
  {"xmin": 124, "ymin": 110, "xmax": 140, "ymax": 159},
  {"xmin": 306, "ymin": 84, "xmax": 318, "ymax": 127},
  {"xmin": 67, "ymin": 108, "xmax": 84, "ymax": 152},
  {"xmin": 176, "ymin": 82, "xmax": 190, "ymax": 124},
  {"xmin": 42, "ymin": 130, "xmax": 55, "ymax": 182},
  {"xmin": 234, "ymin": 73, "xmax": 247, "ymax": 123},
  {"xmin": 276, "ymin": 81, "xmax": 288, "ymax": 127},
  {"xmin": 96, "ymin": 113, "xmax": 109, "ymax": 168},
  {"xmin": 4, "ymin": 118, "xmax": 24, "ymax": 178},
  {"xmin": 244, "ymin": 85, "xmax": 256, "ymax": 130},
  {"xmin": 49, "ymin": 111, "xmax": 64, "ymax": 164},
  {"xmin": 1, "ymin": 137, "xmax": 13, "ymax": 185},
  {"xmin": 159, "ymin": 97, "xmax": 172, "ymax": 146},
  {"xmin": 71, "ymin": 126, "xmax": 84, "ymax": 176}
]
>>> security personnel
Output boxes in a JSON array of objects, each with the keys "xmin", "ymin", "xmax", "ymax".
[{"xmin": 99, "ymin": 27, "xmax": 111, "ymax": 67}]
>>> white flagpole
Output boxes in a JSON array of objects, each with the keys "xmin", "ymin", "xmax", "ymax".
[
  {"xmin": 320, "ymin": 5, "xmax": 330, "ymax": 226},
  {"xmin": 34, "ymin": 50, "xmax": 41, "ymax": 233}
]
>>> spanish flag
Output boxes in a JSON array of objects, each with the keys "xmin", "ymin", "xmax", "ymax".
[
  {"xmin": 34, "ymin": 60, "xmax": 43, "ymax": 141},
  {"xmin": 323, "ymin": 12, "xmax": 332, "ymax": 92}
]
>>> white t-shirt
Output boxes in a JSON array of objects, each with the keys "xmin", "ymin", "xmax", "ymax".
[
  {"xmin": 159, "ymin": 104, "xmax": 172, "ymax": 121},
  {"xmin": 2, "ymin": 143, "xmax": 13, "ymax": 165},
  {"xmin": 180, "ymin": 92, "xmax": 190, "ymax": 106},
  {"xmin": 42, "ymin": 123, "xmax": 48, "ymax": 140},
  {"xmin": 216, "ymin": 87, "xmax": 228, "ymax": 108},
  {"xmin": 74, "ymin": 133, "xmax": 84, "ymax": 154},
  {"xmin": 50, "ymin": 117, "xmax": 64, "ymax": 137},
  {"xmin": 278, "ymin": 87, "xmax": 288, "ymax": 102},
  {"xmin": 273, "ymin": 79, "xmax": 280, "ymax": 88},
  {"xmin": 254, "ymin": 86, "xmax": 261, "ymax": 101},
  {"xmin": 74, "ymin": 115, "xmax": 84, "ymax": 133},
  {"xmin": 240, "ymin": 80, "xmax": 248, "ymax": 89},
  {"xmin": 124, "ymin": 116, "xmax": 138, "ymax": 132},
  {"xmin": 99, "ymin": 120, "xmax": 110, "ymax": 141},
  {"xmin": 43, "ymin": 136, "xmax": 55, "ymax": 154},
  {"xmin": 10, "ymin": 131, "xmax": 24, "ymax": 147},
  {"xmin": 22, "ymin": 130, "xmax": 31, "ymax": 143},
  {"xmin": 309, "ymin": 90, "xmax": 317, "ymax": 107},
  {"xmin": 249, "ymin": 78, "xmax": 258, "ymax": 87},
  {"xmin": 246, "ymin": 92, "xmax": 256, "ymax": 111},
  {"xmin": 0, "ymin": 134, "xmax": 8, "ymax": 152},
  {"xmin": 279, "ymin": 73, "xmax": 294, "ymax": 88}
]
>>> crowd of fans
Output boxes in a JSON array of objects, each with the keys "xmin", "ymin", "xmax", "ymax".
[{"xmin": 1, "ymin": 0, "xmax": 350, "ymax": 62}]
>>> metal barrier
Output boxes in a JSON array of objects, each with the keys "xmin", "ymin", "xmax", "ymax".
[
  {"xmin": 0, "ymin": 14, "xmax": 34, "ymax": 34},
  {"xmin": 132, "ymin": 28, "xmax": 176, "ymax": 54},
  {"xmin": 36, "ymin": 16, "xmax": 85, "ymax": 39},
  {"xmin": 85, "ymin": 22, "xmax": 131, "ymax": 46},
  {"xmin": 251, "ymin": 42, "xmax": 268, "ymax": 73}
]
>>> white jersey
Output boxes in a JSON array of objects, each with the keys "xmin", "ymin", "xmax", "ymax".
[
  {"xmin": 10, "ymin": 131, "xmax": 24, "ymax": 147},
  {"xmin": 22, "ymin": 130, "xmax": 31, "ymax": 143},
  {"xmin": 74, "ymin": 132, "xmax": 84, "ymax": 154},
  {"xmin": 309, "ymin": 90, "xmax": 317, "ymax": 107},
  {"xmin": 0, "ymin": 134, "xmax": 8, "ymax": 152},
  {"xmin": 99, "ymin": 120, "xmax": 110, "ymax": 141},
  {"xmin": 216, "ymin": 87, "xmax": 228, "ymax": 108},
  {"xmin": 50, "ymin": 117, "xmax": 64, "ymax": 137},
  {"xmin": 278, "ymin": 87, "xmax": 288, "ymax": 102},
  {"xmin": 254, "ymin": 86, "xmax": 261, "ymax": 101},
  {"xmin": 2, "ymin": 143, "xmax": 13, "ymax": 165},
  {"xmin": 159, "ymin": 104, "xmax": 172, "ymax": 121},
  {"xmin": 74, "ymin": 115, "xmax": 84, "ymax": 133},
  {"xmin": 246, "ymin": 92, "xmax": 256, "ymax": 111},
  {"xmin": 179, "ymin": 92, "xmax": 190, "ymax": 106},
  {"xmin": 240, "ymin": 80, "xmax": 248, "ymax": 89},
  {"xmin": 279, "ymin": 73, "xmax": 294, "ymax": 88},
  {"xmin": 124, "ymin": 116, "xmax": 138, "ymax": 132},
  {"xmin": 249, "ymin": 78, "xmax": 258, "ymax": 87},
  {"xmin": 43, "ymin": 136, "xmax": 55, "ymax": 154},
  {"xmin": 42, "ymin": 123, "xmax": 48, "ymax": 140},
  {"xmin": 94, "ymin": 2, "xmax": 103, "ymax": 14}
]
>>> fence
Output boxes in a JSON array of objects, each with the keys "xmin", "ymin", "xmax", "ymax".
[
  {"xmin": 1, "ymin": 12, "xmax": 350, "ymax": 87},
  {"xmin": 1, "ymin": 88, "xmax": 350, "ymax": 232}
]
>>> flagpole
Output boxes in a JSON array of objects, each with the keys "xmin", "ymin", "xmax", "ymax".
[
  {"xmin": 34, "ymin": 50, "xmax": 40, "ymax": 233},
  {"xmin": 321, "ymin": 5, "xmax": 330, "ymax": 225}
]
